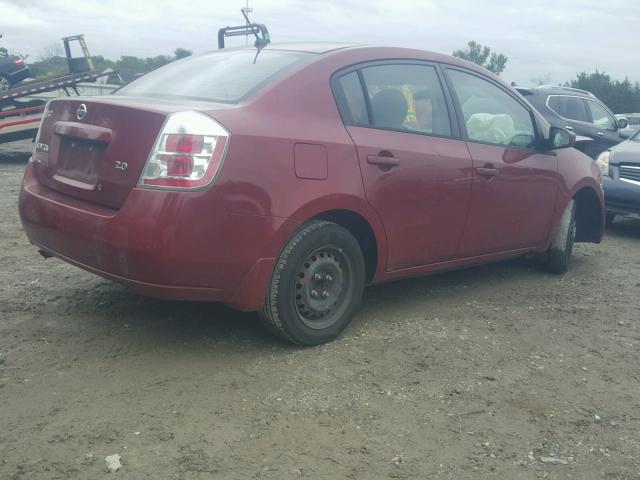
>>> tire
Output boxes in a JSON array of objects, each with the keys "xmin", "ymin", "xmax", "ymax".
[
  {"xmin": 545, "ymin": 199, "xmax": 576, "ymax": 274},
  {"xmin": 259, "ymin": 220, "xmax": 365, "ymax": 346},
  {"xmin": 0, "ymin": 74, "xmax": 10, "ymax": 92},
  {"xmin": 606, "ymin": 213, "xmax": 616, "ymax": 227}
]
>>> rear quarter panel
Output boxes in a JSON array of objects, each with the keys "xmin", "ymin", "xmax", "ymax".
[{"xmin": 207, "ymin": 51, "xmax": 392, "ymax": 274}]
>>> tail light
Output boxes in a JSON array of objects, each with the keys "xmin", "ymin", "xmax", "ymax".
[
  {"xmin": 139, "ymin": 111, "xmax": 229, "ymax": 189},
  {"xmin": 13, "ymin": 58, "xmax": 25, "ymax": 65}
]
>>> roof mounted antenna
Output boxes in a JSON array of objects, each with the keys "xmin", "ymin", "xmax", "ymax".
[
  {"xmin": 241, "ymin": 8, "xmax": 268, "ymax": 50},
  {"xmin": 217, "ymin": 11, "xmax": 270, "ymax": 51},
  {"xmin": 240, "ymin": 8, "xmax": 268, "ymax": 63}
]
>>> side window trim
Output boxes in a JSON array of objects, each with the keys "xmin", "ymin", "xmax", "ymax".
[
  {"xmin": 331, "ymin": 71, "xmax": 369, "ymax": 127},
  {"xmin": 356, "ymin": 69, "xmax": 374, "ymax": 126},
  {"xmin": 434, "ymin": 62, "xmax": 466, "ymax": 140},
  {"xmin": 442, "ymin": 66, "xmax": 544, "ymax": 152},
  {"xmin": 329, "ymin": 59, "xmax": 461, "ymax": 140}
]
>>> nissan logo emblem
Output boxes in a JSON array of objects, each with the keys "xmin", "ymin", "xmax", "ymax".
[{"xmin": 76, "ymin": 104, "xmax": 87, "ymax": 120}]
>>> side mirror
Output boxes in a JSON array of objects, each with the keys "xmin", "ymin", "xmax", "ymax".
[
  {"xmin": 617, "ymin": 117, "xmax": 629, "ymax": 129},
  {"xmin": 619, "ymin": 129, "xmax": 632, "ymax": 139},
  {"xmin": 550, "ymin": 127, "xmax": 575, "ymax": 149}
]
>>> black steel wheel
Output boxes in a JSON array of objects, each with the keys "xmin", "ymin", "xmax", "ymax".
[
  {"xmin": 0, "ymin": 75, "xmax": 10, "ymax": 92},
  {"xmin": 260, "ymin": 220, "xmax": 365, "ymax": 345}
]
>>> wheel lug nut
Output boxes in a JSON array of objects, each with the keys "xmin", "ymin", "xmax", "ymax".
[
  {"xmin": 325, "ymin": 274, "xmax": 333, "ymax": 282},
  {"xmin": 311, "ymin": 290, "xmax": 320, "ymax": 299},
  {"xmin": 314, "ymin": 273, "xmax": 323, "ymax": 281},
  {"xmin": 322, "ymin": 291, "xmax": 329, "ymax": 299}
]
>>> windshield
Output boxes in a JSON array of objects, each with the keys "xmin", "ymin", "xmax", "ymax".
[{"xmin": 115, "ymin": 49, "xmax": 314, "ymax": 104}]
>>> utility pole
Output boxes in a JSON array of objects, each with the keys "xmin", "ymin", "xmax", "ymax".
[{"xmin": 241, "ymin": 0, "xmax": 253, "ymax": 46}]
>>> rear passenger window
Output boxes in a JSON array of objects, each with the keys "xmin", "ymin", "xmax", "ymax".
[
  {"xmin": 335, "ymin": 72, "xmax": 369, "ymax": 125},
  {"xmin": 548, "ymin": 96, "xmax": 589, "ymax": 123},
  {"xmin": 360, "ymin": 64, "xmax": 452, "ymax": 136},
  {"xmin": 448, "ymin": 69, "xmax": 536, "ymax": 149}
]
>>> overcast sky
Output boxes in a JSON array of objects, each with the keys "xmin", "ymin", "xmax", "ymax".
[{"xmin": 1, "ymin": 0, "xmax": 638, "ymax": 86}]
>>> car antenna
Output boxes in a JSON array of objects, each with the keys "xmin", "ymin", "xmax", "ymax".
[{"xmin": 240, "ymin": 8, "xmax": 268, "ymax": 63}]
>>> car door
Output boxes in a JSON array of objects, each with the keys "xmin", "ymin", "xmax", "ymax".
[
  {"xmin": 444, "ymin": 67, "xmax": 559, "ymax": 257},
  {"xmin": 586, "ymin": 99, "xmax": 621, "ymax": 153},
  {"xmin": 332, "ymin": 62, "xmax": 473, "ymax": 270}
]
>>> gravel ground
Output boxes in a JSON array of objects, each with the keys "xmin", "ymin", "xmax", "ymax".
[{"xmin": 1, "ymin": 139, "xmax": 639, "ymax": 479}]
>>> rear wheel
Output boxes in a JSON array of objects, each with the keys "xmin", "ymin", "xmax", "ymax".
[
  {"xmin": 0, "ymin": 75, "xmax": 10, "ymax": 92},
  {"xmin": 544, "ymin": 199, "xmax": 576, "ymax": 274},
  {"xmin": 259, "ymin": 220, "xmax": 365, "ymax": 346}
]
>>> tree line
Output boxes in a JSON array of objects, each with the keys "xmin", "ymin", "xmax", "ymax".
[
  {"xmin": 454, "ymin": 41, "xmax": 639, "ymax": 114},
  {"xmin": 28, "ymin": 39, "xmax": 640, "ymax": 114},
  {"xmin": 28, "ymin": 47, "xmax": 192, "ymax": 83}
]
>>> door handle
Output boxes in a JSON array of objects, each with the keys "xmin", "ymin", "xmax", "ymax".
[
  {"xmin": 596, "ymin": 131, "xmax": 605, "ymax": 137},
  {"xmin": 476, "ymin": 167, "xmax": 499, "ymax": 178},
  {"xmin": 366, "ymin": 155, "xmax": 400, "ymax": 167},
  {"xmin": 564, "ymin": 125, "xmax": 574, "ymax": 132}
]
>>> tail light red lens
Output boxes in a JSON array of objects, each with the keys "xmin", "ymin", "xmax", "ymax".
[
  {"xmin": 165, "ymin": 134, "xmax": 204, "ymax": 154},
  {"xmin": 13, "ymin": 58, "xmax": 25, "ymax": 65},
  {"xmin": 139, "ymin": 112, "xmax": 229, "ymax": 189},
  {"xmin": 163, "ymin": 153, "xmax": 194, "ymax": 177}
]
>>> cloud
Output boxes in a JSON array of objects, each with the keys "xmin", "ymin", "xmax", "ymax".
[{"xmin": 1, "ymin": 0, "xmax": 638, "ymax": 86}]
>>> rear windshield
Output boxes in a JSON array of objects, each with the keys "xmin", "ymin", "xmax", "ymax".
[{"xmin": 115, "ymin": 49, "xmax": 313, "ymax": 103}]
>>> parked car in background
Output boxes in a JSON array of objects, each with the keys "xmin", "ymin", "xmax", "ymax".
[
  {"xmin": 616, "ymin": 113, "xmax": 640, "ymax": 139},
  {"xmin": 0, "ymin": 39, "xmax": 30, "ymax": 91},
  {"xmin": 20, "ymin": 44, "xmax": 605, "ymax": 345},
  {"xmin": 517, "ymin": 85, "xmax": 628, "ymax": 159},
  {"xmin": 596, "ymin": 128, "xmax": 640, "ymax": 224}
]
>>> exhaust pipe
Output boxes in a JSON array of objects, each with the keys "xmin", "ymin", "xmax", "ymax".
[{"xmin": 38, "ymin": 249, "xmax": 53, "ymax": 259}]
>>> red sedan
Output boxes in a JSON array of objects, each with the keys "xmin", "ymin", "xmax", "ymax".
[{"xmin": 19, "ymin": 44, "xmax": 604, "ymax": 345}]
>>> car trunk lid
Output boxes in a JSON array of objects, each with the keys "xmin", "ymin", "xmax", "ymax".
[{"xmin": 32, "ymin": 96, "xmax": 207, "ymax": 209}]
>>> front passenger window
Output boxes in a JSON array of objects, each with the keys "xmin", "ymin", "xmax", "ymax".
[
  {"xmin": 448, "ymin": 69, "xmax": 536, "ymax": 149},
  {"xmin": 587, "ymin": 100, "xmax": 616, "ymax": 130}
]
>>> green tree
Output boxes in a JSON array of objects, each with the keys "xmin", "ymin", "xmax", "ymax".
[
  {"xmin": 568, "ymin": 71, "xmax": 640, "ymax": 114},
  {"xmin": 174, "ymin": 48, "xmax": 192, "ymax": 60},
  {"xmin": 453, "ymin": 41, "xmax": 508, "ymax": 75},
  {"xmin": 26, "ymin": 47, "xmax": 196, "ymax": 83}
]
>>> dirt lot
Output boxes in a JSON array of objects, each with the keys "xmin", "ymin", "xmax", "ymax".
[{"xmin": 1, "ymin": 139, "xmax": 639, "ymax": 480}]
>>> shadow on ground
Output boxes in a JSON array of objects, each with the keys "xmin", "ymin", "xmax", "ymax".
[
  {"xmin": 607, "ymin": 215, "xmax": 640, "ymax": 239},
  {"xmin": 48, "ymin": 255, "xmax": 540, "ymax": 350}
]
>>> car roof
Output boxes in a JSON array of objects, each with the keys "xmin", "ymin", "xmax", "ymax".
[
  {"xmin": 264, "ymin": 42, "xmax": 497, "ymax": 76},
  {"xmin": 516, "ymin": 85, "xmax": 595, "ymax": 98},
  {"xmin": 265, "ymin": 42, "xmax": 363, "ymax": 54}
]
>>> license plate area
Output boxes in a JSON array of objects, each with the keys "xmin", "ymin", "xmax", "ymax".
[{"xmin": 56, "ymin": 138, "xmax": 105, "ymax": 185}]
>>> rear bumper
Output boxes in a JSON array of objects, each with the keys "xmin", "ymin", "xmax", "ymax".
[
  {"xmin": 603, "ymin": 175, "xmax": 640, "ymax": 216},
  {"xmin": 8, "ymin": 65, "xmax": 31, "ymax": 84},
  {"xmin": 19, "ymin": 163, "xmax": 281, "ymax": 310}
]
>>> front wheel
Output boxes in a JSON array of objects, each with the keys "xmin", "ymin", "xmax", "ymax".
[
  {"xmin": 0, "ymin": 75, "xmax": 11, "ymax": 92},
  {"xmin": 259, "ymin": 220, "xmax": 365, "ymax": 346},
  {"xmin": 544, "ymin": 199, "xmax": 576, "ymax": 274}
]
